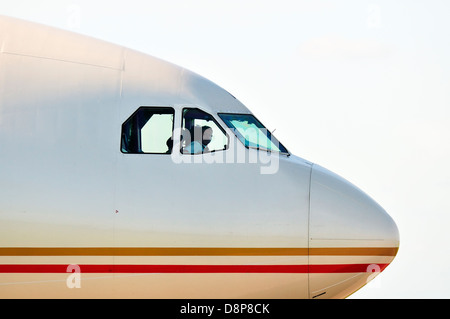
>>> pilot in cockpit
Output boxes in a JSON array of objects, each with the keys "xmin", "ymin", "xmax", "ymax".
[{"xmin": 184, "ymin": 125, "xmax": 213, "ymax": 154}]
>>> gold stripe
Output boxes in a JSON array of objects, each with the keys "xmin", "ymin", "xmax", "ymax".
[
  {"xmin": 309, "ymin": 247, "xmax": 399, "ymax": 256},
  {"xmin": 0, "ymin": 247, "xmax": 398, "ymax": 256}
]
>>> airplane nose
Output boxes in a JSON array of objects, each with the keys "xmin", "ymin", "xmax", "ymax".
[
  {"xmin": 308, "ymin": 164, "xmax": 399, "ymax": 298},
  {"xmin": 309, "ymin": 164, "xmax": 399, "ymax": 245}
]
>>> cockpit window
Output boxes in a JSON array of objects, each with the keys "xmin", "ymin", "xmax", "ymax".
[
  {"xmin": 121, "ymin": 107, "xmax": 174, "ymax": 154},
  {"xmin": 218, "ymin": 113, "xmax": 289, "ymax": 154},
  {"xmin": 181, "ymin": 108, "xmax": 228, "ymax": 154}
]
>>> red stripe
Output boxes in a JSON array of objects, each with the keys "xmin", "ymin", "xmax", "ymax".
[
  {"xmin": 309, "ymin": 263, "xmax": 389, "ymax": 273},
  {"xmin": 0, "ymin": 264, "xmax": 389, "ymax": 274}
]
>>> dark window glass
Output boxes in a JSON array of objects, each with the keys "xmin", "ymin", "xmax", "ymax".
[{"xmin": 121, "ymin": 107, "xmax": 174, "ymax": 154}]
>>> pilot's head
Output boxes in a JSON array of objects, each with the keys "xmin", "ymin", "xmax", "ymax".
[{"xmin": 202, "ymin": 126, "xmax": 213, "ymax": 146}]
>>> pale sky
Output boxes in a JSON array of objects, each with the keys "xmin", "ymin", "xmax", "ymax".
[{"xmin": 1, "ymin": 0, "xmax": 449, "ymax": 298}]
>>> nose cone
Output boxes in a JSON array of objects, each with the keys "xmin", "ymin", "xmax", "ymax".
[
  {"xmin": 309, "ymin": 164, "xmax": 399, "ymax": 298},
  {"xmin": 310, "ymin": 164, "xmax": 399, "ymax": 245}
]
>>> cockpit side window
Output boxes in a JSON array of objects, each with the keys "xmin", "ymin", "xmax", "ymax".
[
  {"xmin": 181, "ymin": 108, "xmax": 228, "ymax": 154},
  {"xmin": 218, "ymin": 113, "xmax": 289, "ymax": 154},
  {"xmin": 121, "ymin": 107, "xmax": 174, "ymax": 154}
]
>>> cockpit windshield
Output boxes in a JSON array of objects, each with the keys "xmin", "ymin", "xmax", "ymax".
[{"xmin": 218, "ymin": 113, "xmax": 289, "ymax": 154}]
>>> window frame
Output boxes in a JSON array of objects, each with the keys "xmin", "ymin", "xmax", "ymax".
[
  {"xmin": 121, "ymin": 106, "xmax": 175, "ymax": 155},
  {"xmin": 180, "ymin": 107, "xmax": 229, "ymax": 155},
  {"xmin": 217, "ymin": 112, "xmax": 290, "ymax": 155}
]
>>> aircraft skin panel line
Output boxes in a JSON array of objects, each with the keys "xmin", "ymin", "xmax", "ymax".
[{"xmin": 0, "ymin": 16, "xmax": 399, "ymax": 299}]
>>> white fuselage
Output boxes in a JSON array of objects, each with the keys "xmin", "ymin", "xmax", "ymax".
[{"xmin": 0, "ymin": 16, "xmax": 399, "ymax": 298}]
